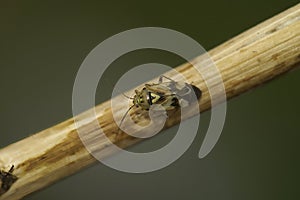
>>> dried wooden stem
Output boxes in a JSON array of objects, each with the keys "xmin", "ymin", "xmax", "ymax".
[{"xmin": 1, "ymin": 3, "xmax": 300, "ymax": 200}]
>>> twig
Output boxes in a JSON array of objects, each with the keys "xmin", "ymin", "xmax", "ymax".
[{"xmin": 0, "ymin": 3, "xmax": 299, "ymax": 200}]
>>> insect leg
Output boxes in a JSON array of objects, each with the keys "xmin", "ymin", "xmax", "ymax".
[{"xmin": 8, "ymin": 165, "xmax": 14, "ymax": 174}]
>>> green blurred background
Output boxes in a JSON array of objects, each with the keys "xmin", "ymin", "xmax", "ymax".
[{"xmin": 1, "ymin": 0, "xmax": 299, "ymax": 199}]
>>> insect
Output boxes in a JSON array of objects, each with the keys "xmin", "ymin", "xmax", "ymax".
[
  {"xmin": 117, "ymin": 76, "xmax": 202, "ymax": 133},
  {"xmin": 0, "ymin": 165, "xmax": 18, "ymax": 195}
]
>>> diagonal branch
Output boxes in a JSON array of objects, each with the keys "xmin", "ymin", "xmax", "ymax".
[{"xmin": 0, "ymin": 3, "xmax": 300, "ymax": 200}]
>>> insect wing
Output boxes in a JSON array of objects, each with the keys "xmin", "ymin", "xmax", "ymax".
[{"xmin": 145, "ymin": 82, "xmax": 174, "ymax": 95}]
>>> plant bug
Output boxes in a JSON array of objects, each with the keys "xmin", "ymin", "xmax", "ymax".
[
  {"xmin": 0, "ymin": 165, "xmax": 18, "ymax": 195},
  {"xmin": 117, "ymin": 76, "xmax": 202, "ymax": 134}
]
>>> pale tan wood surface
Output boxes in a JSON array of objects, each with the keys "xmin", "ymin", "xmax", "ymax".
[{"xmin": 0, "ymin": 3, "xmax": 299, "ymax": 200}]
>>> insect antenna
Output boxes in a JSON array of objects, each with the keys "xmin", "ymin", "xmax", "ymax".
[
  {"xmin": 117, "ymin": 104, "xmax": 135, "ymax": 134},
  {"xmin": 122, "ymin": 93, "xmax": 134, "ymax": 99},
  {"xmin": 100, "ymin": 78, "xmax": 133, "ymax": 99}
]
